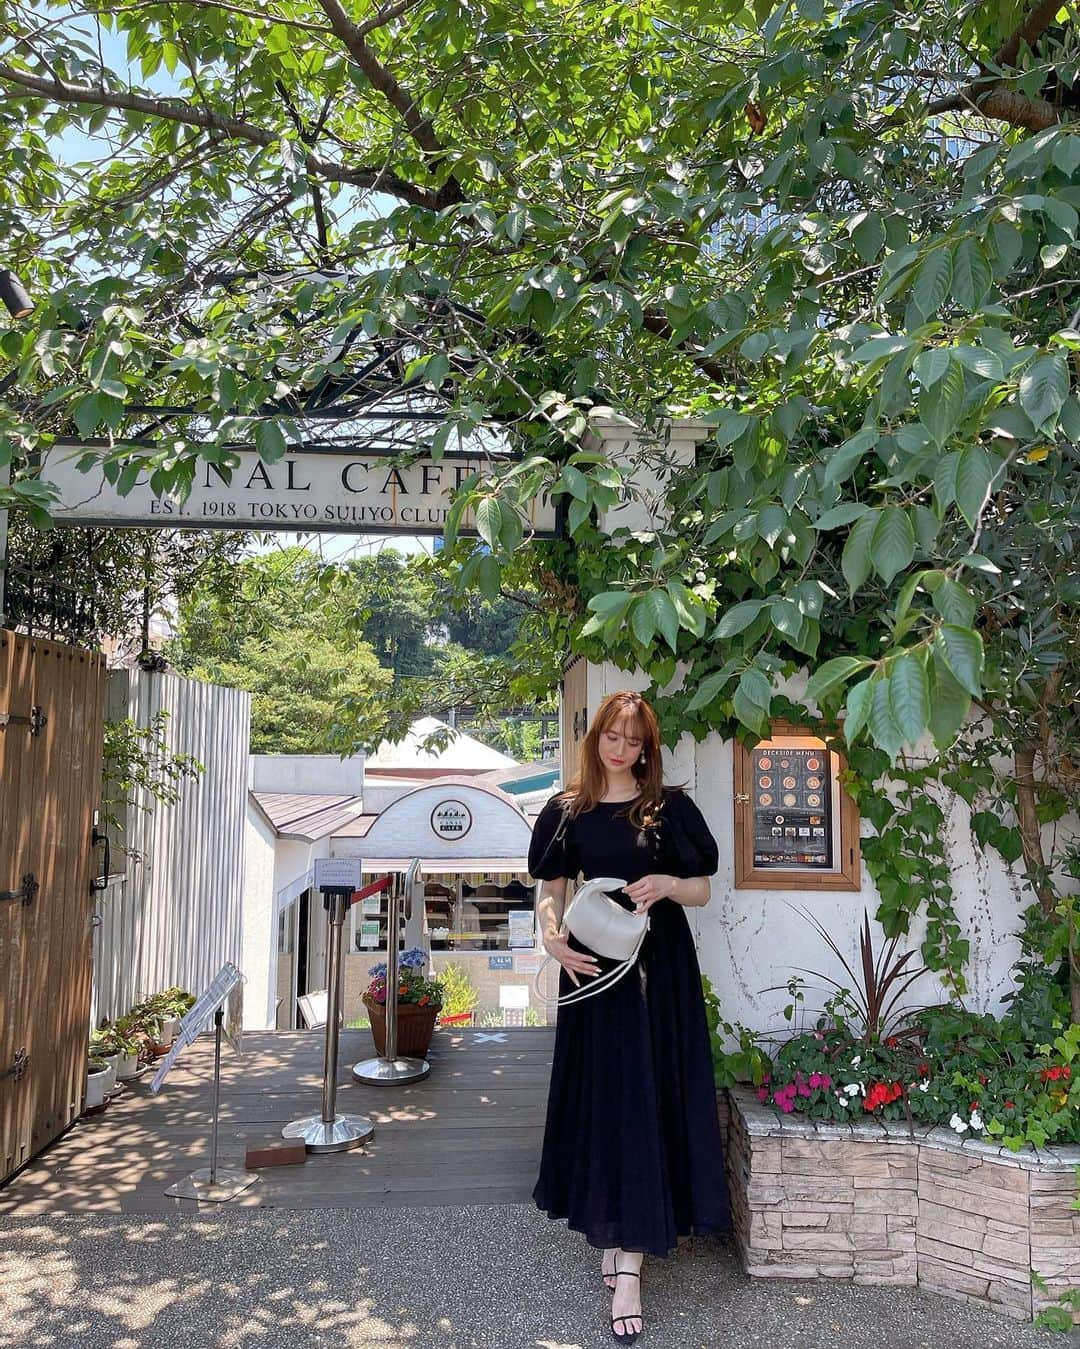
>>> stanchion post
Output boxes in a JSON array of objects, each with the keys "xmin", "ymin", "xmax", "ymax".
[
  {"xmin": 209, "ymin": 1005, "xmax": 223, "ymax": 1185},
  {"xmin": 282, "ymin": 859, "xmax": 374, "ymax": 1153}
]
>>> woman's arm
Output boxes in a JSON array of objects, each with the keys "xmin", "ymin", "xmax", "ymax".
[
  {"xmin": 536, "ymin": 876, "xmax": 569, "ymax": 937},
  {"xmin": 624, "ymin": 874, "xmax": 711, "ymax": 910}
]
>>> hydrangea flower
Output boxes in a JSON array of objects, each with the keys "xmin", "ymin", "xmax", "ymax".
[{"xmin": 949, "ymin": 1113, "xmax": 968, "ymax": 1133}]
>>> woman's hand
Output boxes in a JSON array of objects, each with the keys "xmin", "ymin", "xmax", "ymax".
[
  {"xmin": 624, "ymin": 874, "xmax": 675, "ymax": 914},
  {"xmin": 542, "ymin": 927, "xmax": 600, "ymax": 987}
]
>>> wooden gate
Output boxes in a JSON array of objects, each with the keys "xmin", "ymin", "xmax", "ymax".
[
  {"xmin": 0, "ymin": 631, "xmax": 105, "ymax": 1184},
  {"xmin": 560, "ymin": 656, "xmax": 589, "ymax": 788}
]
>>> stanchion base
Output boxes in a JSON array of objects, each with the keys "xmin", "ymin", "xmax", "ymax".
[
  {"xmin": 351, "ymin": 1054, "xmax": 431, "ymax": 1085},
  {"xmin": 281, "ymin": 1113, "xmax": 374, "ymax": 1153},
  {"xmin": 165, "ymin": 1168, "xmax": 258, "ymax": 1202}
]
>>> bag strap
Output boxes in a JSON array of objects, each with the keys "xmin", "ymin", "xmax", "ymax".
[{"xmin": 531, "ymin": 915, "xmax": 650, "ymax": 1007}]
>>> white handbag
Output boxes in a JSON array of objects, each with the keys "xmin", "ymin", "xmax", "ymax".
[{"xmin": 532, "ymin": 875, "xmax": 650, "ymax": 1007}]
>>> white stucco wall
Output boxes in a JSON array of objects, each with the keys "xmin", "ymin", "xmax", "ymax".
[{"xmin": 586, "ymin": 660, "xmax": 1047, "ymax": 1038}]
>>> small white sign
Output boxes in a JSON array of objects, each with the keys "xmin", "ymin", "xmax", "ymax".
[
  {"xmin": 361, "ymin": 894, "xmax": 381, "ymax": 915},
  {"xmin": 508, "ymin": 909, "xmax": 536, "ymax": 948},
  {"xmin": 499, "ymin": 984, "xmax": 530, "ymax": 1010},
  {"xmin": 430, "ymin": 800, "xmax": 473, "ymax": 841},
  {"xmin": 360, "ymin": 920, "xmax": 380, "ymax": 948},
  {"xmin": 514, "ymin": 952, "xmax": 543, "ymax": 974},
  {"xmin": 315, "ymin": 857, "xmax": 362, "ymax": 891}
]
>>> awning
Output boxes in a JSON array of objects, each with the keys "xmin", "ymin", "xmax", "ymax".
[{"xmin": 348, "ymin": 858, "xmax": 530, "ymax": 874}]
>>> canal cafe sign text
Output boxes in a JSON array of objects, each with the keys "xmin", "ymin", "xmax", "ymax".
[{"xmin": 39, "ymin": 444, "xmax": 558, "ymax": 537}]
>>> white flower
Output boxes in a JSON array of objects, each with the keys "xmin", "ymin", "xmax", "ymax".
[
  {"xmin": 917, "ymin": 1080, "xmax": 930, "ymax": 1092},
  {"xmin": 970, "ymin": 1111, "xmax": 984, "ymax": 1130},
  {"xmin": 844, "ymin": 1082, "xmax": 861, "ymax": 1096},
  {"xmin": 949, "ymin": 1113, "xmax": 968, "ymax": 1133},
  {"xmin": 850, "ymin": 1056, "xmax": 862, "ymax": 1067},
  {"xmin": 834, "ymin": 1092, "xmax": 849, "ymax": 1107}
]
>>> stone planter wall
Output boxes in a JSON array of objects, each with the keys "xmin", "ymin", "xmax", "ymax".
[{"xmin": 718, "ymin": 1087, "xmax": 1080, "ymax": 1325}]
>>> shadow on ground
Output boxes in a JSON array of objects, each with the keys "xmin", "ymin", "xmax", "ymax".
[{"xmin": 2, "ymin": 1205, "xmax": 1077, "ymax": 1348}]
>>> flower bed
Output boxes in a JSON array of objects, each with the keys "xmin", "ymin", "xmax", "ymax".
[{"xmin": 717, "ymin": 1086, "xmax": 1080, "ymax": 1326}]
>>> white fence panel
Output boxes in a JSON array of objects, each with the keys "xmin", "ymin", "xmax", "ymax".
[{"xmin": 90, "ymin": 669, "xmax": 250, "ymax": 1025}]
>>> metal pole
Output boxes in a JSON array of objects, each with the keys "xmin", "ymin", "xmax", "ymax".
[
  {"xmin": 386, "ymin": 874, "xmax": 400, "ymax": 1061},
  {"xmin": 322, "ymin": 890, "xmax": 346, "ymax": 1123},
  {"xmin": 209, "ymin": 1006, "xmax": 223, "ymax": 1184},
  {"xmin": 282, "ymin": 888, "xmax": 373, "ymax": 1152}
]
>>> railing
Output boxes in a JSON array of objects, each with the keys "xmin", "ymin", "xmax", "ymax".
[{"xmin": 3, "ymin": 563, "xmax": 102, "ymax": 643}]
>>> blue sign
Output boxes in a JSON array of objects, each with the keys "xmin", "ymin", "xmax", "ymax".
[{"xmin": 488, "ymin": 955, "xmax": 513, "ymax": 970}]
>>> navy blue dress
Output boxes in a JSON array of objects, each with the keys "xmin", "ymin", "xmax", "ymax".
[{"xmin": 528, "ymin": 786, "xmax": 732, "ymax": 1257}]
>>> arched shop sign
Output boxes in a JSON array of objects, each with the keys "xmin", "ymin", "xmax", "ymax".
[
  {"xmin": 37, "ymin": 439, "xmax": 557, "ymax": 538},
  {"xmin": 430, "ymin": 800, "xmax": 473, "ymax": 841}
]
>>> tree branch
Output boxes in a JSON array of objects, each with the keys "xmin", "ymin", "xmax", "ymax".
[
  {"xmin": 0, "ymin": 61, "xmax": 441, "ymax": 207},
  {"xmin": 923, "ymin": 0, "xmax": 1065, "ymax": 131},
  {"xmin": 313, "ymin": 0, "xmax": 463, "ymax": 205}
]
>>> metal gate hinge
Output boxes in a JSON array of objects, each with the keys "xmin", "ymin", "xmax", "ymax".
[
  {"xmin": 0, "ymin": 873, "xmax": 39, "ymax": 906},
  {"xmin": 0, "ymin": 706, "xmax": 47, "ymax": 736},
  {"xmin": 2, "ymin": 1049, "xmax": 29, "ymax": 1082}
]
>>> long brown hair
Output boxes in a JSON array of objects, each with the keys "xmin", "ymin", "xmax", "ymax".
[{"xmin": 560, "ymin": 690, "xmax": 665, "ymax": 829}]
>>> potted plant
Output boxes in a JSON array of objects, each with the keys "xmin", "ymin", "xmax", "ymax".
[
  {"xmin": 84, "ymin": 1057, "xmax": 113, "ymax": 1113},
  {"xmin": 129, "ymin": 998, "xmax": 172, "ymax": 1056},
  {"xmin": 89, "ymin": 1029, "xmax": 121, "ymax": 1091},
  {"xmin": 155, "ymin": 986, "xmax": 194, "ymax": 1040},
  {"xmin": 362, "ymin": 948, "xmax": 444, "ymax": 1058},
  {"xmin": 100, "ymin": 1017, "xmax": 143, "ymax": 1078}
]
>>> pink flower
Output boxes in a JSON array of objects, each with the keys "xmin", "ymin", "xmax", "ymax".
[
  {"xmin": 757, "ymin": 1086, "xmax": 770, "ymax": 1102},
  {"xmin": 776, "ymin": 1096, "xmax": 796, "ymax": 1113},
  {"xmin": 808, "ymin": 1072, "xmax": 832, "ymax": 1090}
]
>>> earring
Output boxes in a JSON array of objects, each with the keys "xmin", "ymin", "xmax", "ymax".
[{"xmin": 638, "ymin": 750, "xmax": 646, "ymax": 764}]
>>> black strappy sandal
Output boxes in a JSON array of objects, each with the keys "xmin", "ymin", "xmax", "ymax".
[{"xmin": 609, "ymin": 1263, "xmax": 642, "ymax": 1343}]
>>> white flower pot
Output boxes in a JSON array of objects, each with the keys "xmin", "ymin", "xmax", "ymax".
[
  {"xmin": 85, "ymin": 1064, "xmax": 111, "ymax": 1111},
  {"xmin": 163, "ymin": 1017, "xmax": 181, "ymax": 1042},
  {"xmin": 117, "ymin": 1051, "xmax": 140, "ymax": 1080}
]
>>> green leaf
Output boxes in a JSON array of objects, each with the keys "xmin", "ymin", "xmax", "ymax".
[
  {"xmin": 950, "ymin": 237, "xmax": 992, "ymax": 310},
  {"xmin": 715, "ymin": 598, "xmax": 766, "ymax": 638},
  {"xmin": 632, "ymin": 589, "xmax": 679, "ymax": 652},
  {"xmin": 888, "ymin": 651, "xmax": 930, "ymax": 744},
  {"xmin": 813, "ymin": 502, "xmax": 870, "ymax": 530},
  {"xmin": 841, "ymin": 511, "xmax": 878, "ymax": 593},
  {"xmin": 919, "ymin": 358, "xmax": 965, "ymax": 446},
  {"xmin": 1019, "ymin": 353, "xmax": 1068, "ymax": 432},
  {"xmin": 668, "ymin": 581, "xmax": 706, "ymax": 637},
  {"xmin": 928, "ymin": 651, "xmax": 971, "ymax": 749},
  {"xmin": 843, "ymin": 676, "xmax": 874, "ymax": 744},
  {"xmin": 871, "ymin": 507, "xmax": 916, "ymax": 584},
  {"xmin": 733, "ymin": 667, "xmax": 771, "ymax": 734},
  {"xmin": 805, "ymin": 656, "xmax": 871, "ymax": 705},
  {"xmin": 475, "ymin": 496, "xmax": 502, "ymax": 549},
  {"xmin": 911, "ymin": 247, "xmax": 953, "ymax": 322},
  {"xmin": 686, "ymin": 669, "xmax": 732, "ymax": 712},
  {"xmin": 954, "ymin": 445, "xmax": 1001, "ymax": 529},
  {"xmin": 934, "ymin": 624, "xmax": 984, "ymax": 696},
  {"xmin": 254, "ymin": 420, "xmax": 287, "ymax": 463},
  {"xmin": 756, "ymin": 502, "xmax": 788, "ymax": 547},
  {"xmin": 868, "ymin": 675, "xmax": 904, "ymax": 758},
  {"xmin": 823, "ymin": 427, "xmax": 877, "ymax": 486}
]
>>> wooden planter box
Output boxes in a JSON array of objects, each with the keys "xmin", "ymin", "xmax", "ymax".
[{"xmin": 718, "ymin": 1086, "xmax": 1080, "ymax": 1325}]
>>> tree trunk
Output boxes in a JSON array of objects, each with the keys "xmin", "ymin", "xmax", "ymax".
[{"xmin": 1015, "ymin": 745, "xmax": 1080, "ymax": 1024}]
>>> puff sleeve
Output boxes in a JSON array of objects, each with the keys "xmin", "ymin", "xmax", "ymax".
[
  {"xmin": 661, "ymin": 788, "xmax": 719, "ymax": 879},
  {"xmin": 528, "ymin": 794, "xmax": 575, "ymax": 880}
]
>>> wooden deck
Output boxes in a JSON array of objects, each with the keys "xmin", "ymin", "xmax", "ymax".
[{"xmin": 0, "ymin": 1026, "xmax": 555, "ymax": 1215}]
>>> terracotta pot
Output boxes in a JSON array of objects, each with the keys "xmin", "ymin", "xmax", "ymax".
[{"xmin": 363, "ymin": 997, "xmax": 439, "ymax": 1058}]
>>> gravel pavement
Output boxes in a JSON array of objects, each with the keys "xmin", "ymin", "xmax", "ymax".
[{"xmin": 2, "ymin": 1204, "xmax": 1078, "ymax": 1348}]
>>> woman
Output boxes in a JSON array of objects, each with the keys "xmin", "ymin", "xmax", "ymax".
[{"xmin": 529, "ymin": 690, "xmax": 731, "ymax": 1344}]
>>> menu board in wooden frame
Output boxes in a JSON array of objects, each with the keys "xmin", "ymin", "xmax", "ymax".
[{"xmin": 734, "ymin": 720, "xmax": 860, "ymax": 891}]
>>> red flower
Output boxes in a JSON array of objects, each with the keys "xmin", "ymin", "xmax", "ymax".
[
  {"xmin": 885, "ymin": 1036, "xmax": 898, "ymax": 1048},
  {"xmin": 917, "ymin": 1062, "xmax": 929, "ymax": 1077},
  {"xmin": 977, "ymin": 1074, "xmax": 988, "ymax": 1085},
  {"xmin": 1063, "ymin": 1065, "xmax": 1072, "ymax": 1080},
  {"xmin": 1005, "ymin": 1101, "xmax": 1015, "ymax": 1109}
]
